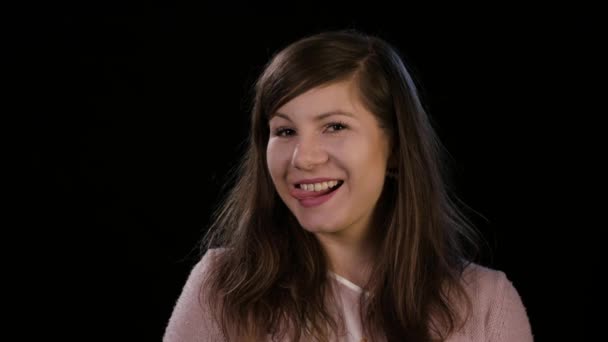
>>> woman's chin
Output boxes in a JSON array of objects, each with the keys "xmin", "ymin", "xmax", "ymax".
[{"xmin": 298, "ymin": 220, "xmax": 342, "ymax": 235}]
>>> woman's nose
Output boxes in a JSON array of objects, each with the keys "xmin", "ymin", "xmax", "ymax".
[{"xmin": 291, "ymin": 138, "xmax": 328, "ymax": 171}]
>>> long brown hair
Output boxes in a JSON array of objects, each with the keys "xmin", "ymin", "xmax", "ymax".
[{"xmin": 202, "ymin": 30, "xmax": 480, "ymax": 341}]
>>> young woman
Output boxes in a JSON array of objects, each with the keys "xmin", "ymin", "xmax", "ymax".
[{"xmin": 164, "ymin": 30, "xmax": 533, "ymax": 342}]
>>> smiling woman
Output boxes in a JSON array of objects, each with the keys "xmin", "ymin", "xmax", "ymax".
[
  {"xmin": 267, "ymin": 81, "xmax": 391, "ymax": 246},
  {"xmin": 163, "ymin": 30, "xmax": 533, "ymax": 342}
]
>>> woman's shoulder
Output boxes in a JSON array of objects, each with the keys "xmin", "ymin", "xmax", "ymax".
[
  {"xmin": 178, "ymin": 248, "xmax": 228, "ymax": 286},
  {"xmin": 454, "ymin": 262, "xmax": 533, "ymax": 341},
  {"xmin": 163, "ymin": 248, "xmax": 229, "ymax": 342},
  {"xmin": 194, "ymin": 247, "xmax": 228, "ymax": 270},
  {"xmin": 461, "ymin": 262, "xmax": 508, "ymax": 294},
  {"xmin": 460, "ymin": 262, "xmax": 526, "ymax": 314}
]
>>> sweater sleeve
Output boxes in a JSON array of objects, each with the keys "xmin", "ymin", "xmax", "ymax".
[
  {"xmin": 488, "ymin": 272, "xmax": 534, "ymax": 342},
  {"xmin": 163, "ymin": 249, "xmax": 224, "ymax": 342}
]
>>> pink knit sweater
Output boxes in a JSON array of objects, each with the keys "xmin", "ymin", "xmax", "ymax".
[{"xmin": 164, "ymin": 249, "xmax": 533, "ymax": 341}]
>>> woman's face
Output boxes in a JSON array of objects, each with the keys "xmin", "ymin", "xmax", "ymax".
[{"xmin": 266, "ymin": 80, "xmax": 391, "ymax": 242}]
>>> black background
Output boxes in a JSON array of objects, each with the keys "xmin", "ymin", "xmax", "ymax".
[{"xmin": 24, "ymin": 4, "xmax": 598, "ymax": 341}]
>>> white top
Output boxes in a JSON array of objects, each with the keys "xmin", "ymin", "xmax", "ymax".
[{"xmin": 327, "ymin": 270, "xmax": 370, "ymax": 341}]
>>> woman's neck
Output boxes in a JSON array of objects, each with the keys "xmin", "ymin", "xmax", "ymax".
[{"xmin": 315, "ymin": 231, "xmax": 376, "ymax": 289}]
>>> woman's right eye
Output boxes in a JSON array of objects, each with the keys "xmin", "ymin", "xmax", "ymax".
[{"xmin": 274, "ymin": 128, "xmax": 295, "ymax": 137}]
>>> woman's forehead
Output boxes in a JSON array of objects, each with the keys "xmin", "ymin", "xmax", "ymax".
[{"xmin": 271, "ymin": 81, "xmax": 366, "ymax": 122}]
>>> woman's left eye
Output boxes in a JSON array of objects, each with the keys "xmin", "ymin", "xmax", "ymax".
[{"xmin": 326, "ymin": 122, "xmax": 347, "ymax": 132}]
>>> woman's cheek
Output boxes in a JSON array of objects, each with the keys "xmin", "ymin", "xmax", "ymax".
[{"xmin": 267, "ymin": 140, "xmax": 292, "ymax": 177}]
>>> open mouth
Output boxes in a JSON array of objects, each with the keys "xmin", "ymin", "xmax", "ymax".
[{"xmin": 290, "ymin": 180, "xmax": 344, "ymax": 208}]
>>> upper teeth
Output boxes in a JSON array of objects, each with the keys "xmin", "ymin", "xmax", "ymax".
[{"xmin": 299, "ymin": 180, "xmax": 340, "ymax": 192}]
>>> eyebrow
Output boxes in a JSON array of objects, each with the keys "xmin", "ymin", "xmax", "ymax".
[{"xmin": 271, "ymin": 110, "xmax": 356, "ymax": 122}]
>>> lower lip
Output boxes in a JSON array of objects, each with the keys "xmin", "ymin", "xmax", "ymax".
[{"xmin": 298, "ymin": 186, "xmax": 340, "ymax": 208}]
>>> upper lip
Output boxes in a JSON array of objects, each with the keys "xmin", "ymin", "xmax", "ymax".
[{"xmin": 292, "ymin": 177, "xmax": 342, "ymax": 185}]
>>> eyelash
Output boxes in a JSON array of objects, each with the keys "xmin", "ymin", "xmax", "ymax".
[{"xmin": 273, "ymin": 122, "xmax": 348, "ymax": 137}]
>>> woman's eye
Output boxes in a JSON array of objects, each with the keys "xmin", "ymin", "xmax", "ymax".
[
  {"xmin": 272, "ymin": 123, "xmax": 347, "ymax": 137},
  {"xmin": 326, "ymin": 123, "xmax": 347, "ymax": 132},
  {"xmin": 275, "ymin": 128, "xmax": 295, "ymax": 137}
]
